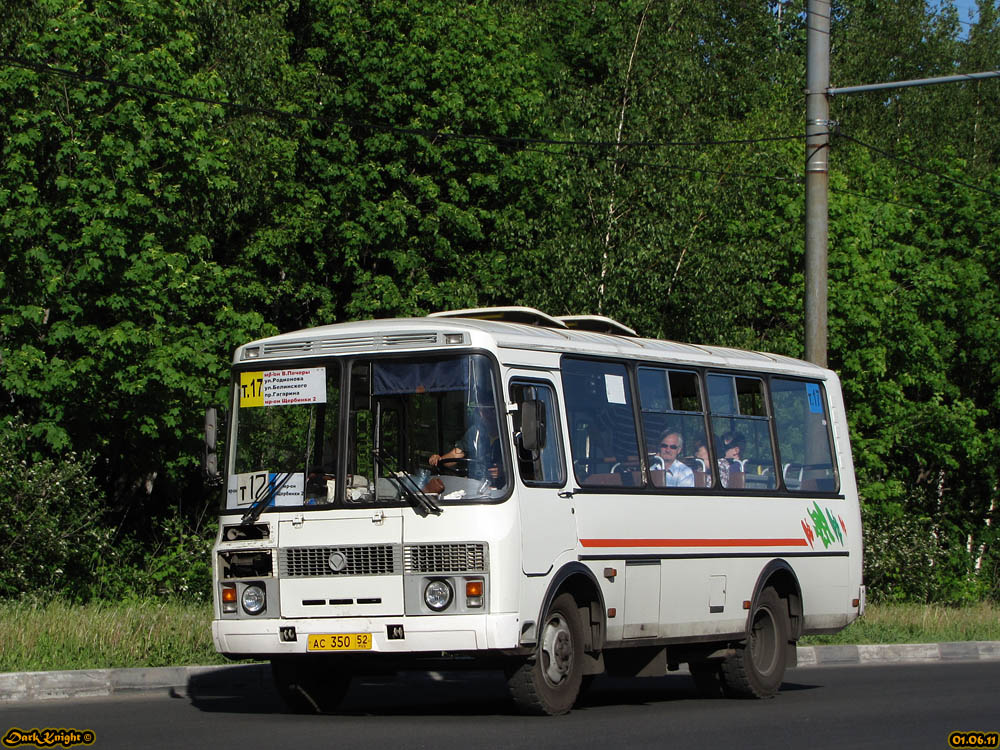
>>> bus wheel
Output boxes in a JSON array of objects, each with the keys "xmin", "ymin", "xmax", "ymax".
[
  {"xmin": 271, "ymin": 657, "xmax": 351, "ymax": 714},
  {"xmin": 506, "ymin": 593, "xmax": 583, "ymax": 715},
  {"xmin": 720, "ymin": 587, "xmax": 788, "ymax": 698}
]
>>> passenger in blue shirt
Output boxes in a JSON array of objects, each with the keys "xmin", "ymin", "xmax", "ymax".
[{"xmin": 656, "ymin": 429, "xmax": 694, "ymax": 487}]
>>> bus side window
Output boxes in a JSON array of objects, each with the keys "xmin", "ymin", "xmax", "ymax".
[
  {"xmin": 562, "ymin": 358, "xmax": 640, "ymax": 487},
  {"xmin": 707, "ymin": 373, "xmax": 778, "ymax": 491},
  {"xmin": 638, "ymin": 367, "xmax": 711, "ymax": 489},
  {"xmin": 770, "ymin": 378, "xmax": 839, "ymax": 493},
  {"xmin": 511, "ymin": 382, "xmax": 565, "ymax": 486}
]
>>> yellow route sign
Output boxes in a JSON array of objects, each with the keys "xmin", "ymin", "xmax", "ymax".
[{"xmin": 240, "ymin": 372, "xmax": 264, "ymax": 407}]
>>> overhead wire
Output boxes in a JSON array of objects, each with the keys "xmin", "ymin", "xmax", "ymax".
[
  {"xmin": 835, "ymin": 130, "xmax": 1000, "ymax": 200},
  {"xmin": 518, "ymin": 143, "xmax": 805, "ymax": 183},
  {"xmin": 0, "ymin": 55, "xmax": 807, "ymax": 153},
  {"xmin": 4, "ymin": 53, "xmax": 995, "ymax": 223},
  {"xmin": 828, "ymin": 185, "xmax": 926, "ymax": 213},
  {"xmin": 827, "ymin": 183, "xmax": 1000, "ymax": 231}
]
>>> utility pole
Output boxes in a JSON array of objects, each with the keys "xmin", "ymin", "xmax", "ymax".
[{"xmin": 804, "ymin": 0, "xmax": 830, "ymax": 368}]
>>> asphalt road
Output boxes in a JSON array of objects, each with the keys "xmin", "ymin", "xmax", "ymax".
[{"xmin": 2, "ymin": 662, "xmax": 997, "ymax": 750}]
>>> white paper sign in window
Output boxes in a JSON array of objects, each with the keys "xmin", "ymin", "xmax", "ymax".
[{"xmin": 604, "ymin": 374, "xmax": 627, "ymax": 405}]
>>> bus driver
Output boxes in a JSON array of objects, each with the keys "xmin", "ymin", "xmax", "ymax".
[{"xmin": 430, "ymin": 404, "xmax": 502, "ymax": 484}]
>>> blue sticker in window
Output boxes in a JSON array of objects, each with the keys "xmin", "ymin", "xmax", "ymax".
[{"xmin": 806, "ymin": 383, "xmax": 823, "ymax": 414}]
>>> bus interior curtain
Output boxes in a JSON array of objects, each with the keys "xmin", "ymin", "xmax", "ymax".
[{"xmin": 373, "ymin": 358, "xmax": 469, "ymax": 395}]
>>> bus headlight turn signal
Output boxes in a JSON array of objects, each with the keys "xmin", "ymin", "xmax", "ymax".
[
  {"xmin": 221, "ymin": 585, "xmax": 237, "ymax": 613},
  {"xmin": 465, "ymin": 579, "xmax": 484, "ymax": 608}
]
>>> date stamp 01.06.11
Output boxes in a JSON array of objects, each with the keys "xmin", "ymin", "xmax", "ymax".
[{"xmin": 949, "ymin": 732, "xmax": 1000, "ymax": 749}]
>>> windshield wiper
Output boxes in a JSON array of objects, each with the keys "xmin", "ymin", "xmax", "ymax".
[
  {"xmin": 241, "ymin": 471, "xmax": 295, "ymax": 525},
  {"xmin": 373, "ymin": 449, "xmax": 442, "ymax": 517}
]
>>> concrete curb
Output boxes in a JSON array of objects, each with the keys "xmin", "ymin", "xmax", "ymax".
[
  {"xmin": 794, "ymin": 640, "xmax": 1000, "ymax": 667},
  {"xmin": 0, "ymin": 664, "xmax": 272, "ymax": 704},
  {"xmin": 2, "ymin": 642, "xmax": 998, "ymax": 704}
]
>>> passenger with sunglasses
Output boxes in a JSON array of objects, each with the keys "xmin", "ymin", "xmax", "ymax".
[{"xmin": 653, "ymin": 429, "xmax": 694, "ymax": 487}]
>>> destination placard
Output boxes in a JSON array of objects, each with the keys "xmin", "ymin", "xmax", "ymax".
[{"xmin": 240, "ymin": 367, "xmax": 326, "ymax": 407}]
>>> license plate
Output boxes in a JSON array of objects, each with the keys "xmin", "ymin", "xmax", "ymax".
[{"xmin": 307, "ymin": 633, "xmax": 372, "ymax": 652}]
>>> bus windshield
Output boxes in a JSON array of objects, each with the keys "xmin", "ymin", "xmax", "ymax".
[
  {"xmin": 226, "ymin": 353, "xmax": 508, "ymax": 513},
  {"xmin": 348, "ymin": 353, "xmax": 509, "ymax": 505}
]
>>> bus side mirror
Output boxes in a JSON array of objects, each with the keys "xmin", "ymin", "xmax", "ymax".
[
  {"xmin": 519, "ymin": 399, "xmax": 546, "ymax": 453},
  {"xmin": 204, "ymin": 407, "xmax": 222, "ymax": 485}
]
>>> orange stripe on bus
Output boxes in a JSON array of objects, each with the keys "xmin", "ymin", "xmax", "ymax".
[{"xmin": 579, "ymin": 538, "xmax": 810, "ymax": 548}]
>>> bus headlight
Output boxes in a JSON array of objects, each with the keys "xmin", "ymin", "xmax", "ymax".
[
  {"xmin": 423, "ymin": 580, "xmax": 453, "ymax": 611},
  {"xmin": 241, "ymin": 583, "xmax": 266, "ymax": 616}
]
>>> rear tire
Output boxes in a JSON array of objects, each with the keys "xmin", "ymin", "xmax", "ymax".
[
  {"xmin": 506, "ymin": 593, "xmax": 584, "ymax": 715},
  {"xmin": 720, "ymin": 587, "xmax": 789, "ymax": 698},
  {"xmin": 271, "ymin": 657, "xmax": 351, "ymax": 714}
]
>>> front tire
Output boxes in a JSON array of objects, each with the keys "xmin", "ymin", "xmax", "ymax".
[
  {"xmin": 720, "ymin": 587, "xmax": 789, "ymax": 698},
  {"xmin": 271, "ymin": 657, "xmax": 351, "ymax": 714},
  {"xmin": 506, "ymin": 593, "xmax": 584, "ymax": 715}
]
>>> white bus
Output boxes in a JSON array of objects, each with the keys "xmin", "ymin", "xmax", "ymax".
[{"xmin": 210, "ymin": 307, "xmax": 864, "ymax": 715}]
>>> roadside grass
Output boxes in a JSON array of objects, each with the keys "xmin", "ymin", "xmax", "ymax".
[
  {"xmin": 0, "ymin": 598, "xmax": 227, "ymax": 673},
  {"xmin": 799, "ymin": 601, "xmax": 1000, "ymax": 645},
  {"xmin": 1, "ymin": 599, "xmax": 998, "ymax": 673}
]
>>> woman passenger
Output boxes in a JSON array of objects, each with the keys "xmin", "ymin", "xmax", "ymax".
[{"xmin": 694, "ymin": 437, "xmax": 728, "ymax": 488}]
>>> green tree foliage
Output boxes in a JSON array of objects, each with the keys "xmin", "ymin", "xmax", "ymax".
[
  {"xmin": 1, "ymin": 0, "xmax": 275, "ymax": 521},
  {"xmin": 240, "ymin": 0, "xmax": 549, "ymax": 323},
  {"xmin": 828, "ymin": 151, "xmax": 1000, "ymax": 602},
  {"xmin": 1, "ymin": 0, "xmax": 546, "ymax": 516},
  {"xmin": 511, "ymin": 1, "xmax": 808, "ymax": 353},
  {"xmin": 819, "ymin": 1, "xmax": 1000, "ymax": 601},
  {"xmin": 0, "ymin": 417, "xmax": 110, "ymax": 600}
]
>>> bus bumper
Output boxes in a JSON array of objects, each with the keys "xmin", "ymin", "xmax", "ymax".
[{"xmin": 213, "ymin": 613, "xmax": 521, "ymax": 656}]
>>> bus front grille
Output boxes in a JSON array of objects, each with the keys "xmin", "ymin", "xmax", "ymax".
[
  {"xmin": 280, "ymin": 545, "xmax": 400, "ymax": 577},
  {"xmin": 279, "ymin": 543, "xmax": 488, "ymax": 578},
  {"xmin": 403, "ymin": 543, "xmax": 488, "ymax": 574}
]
